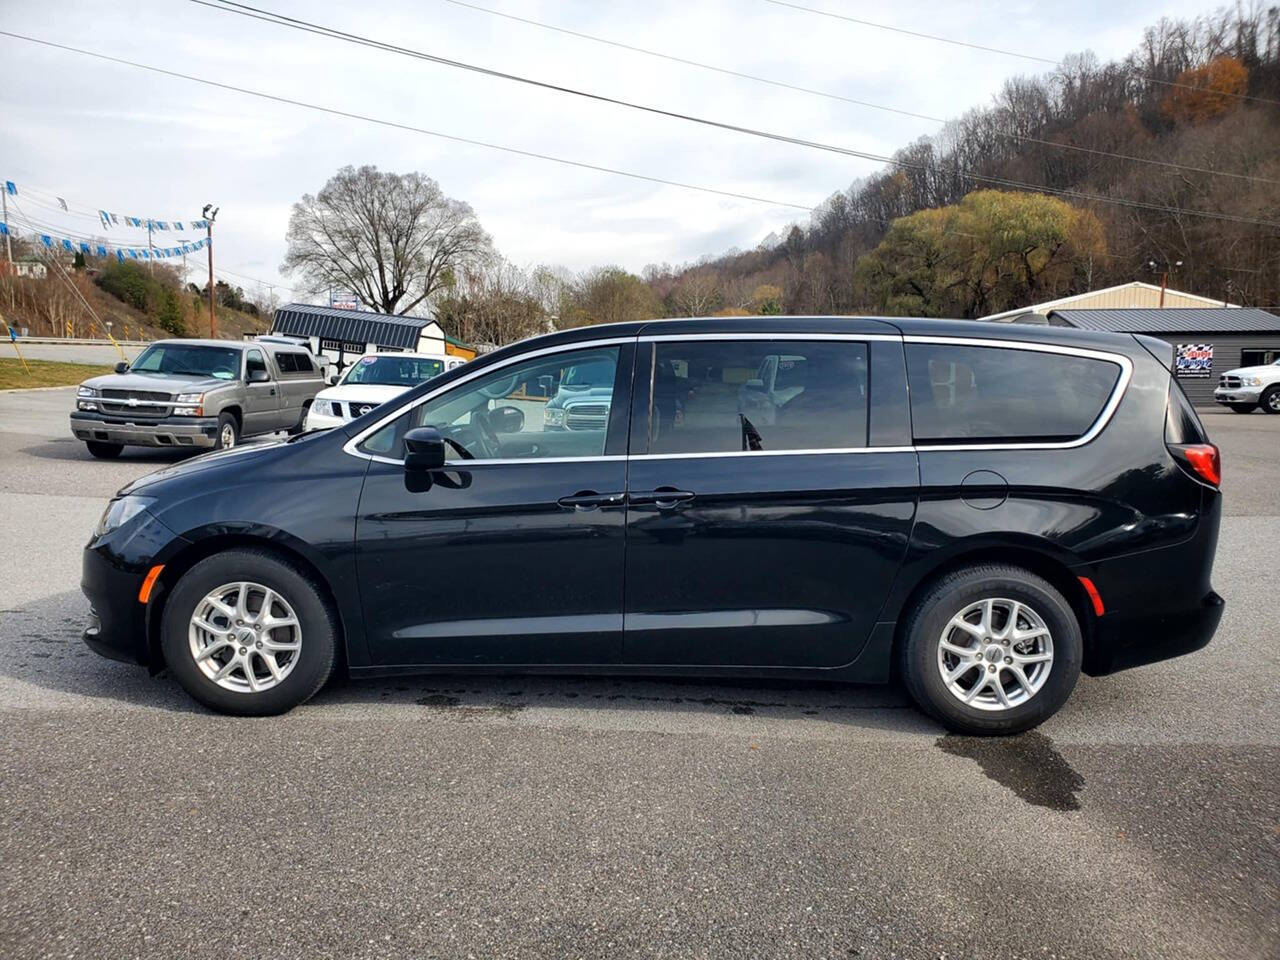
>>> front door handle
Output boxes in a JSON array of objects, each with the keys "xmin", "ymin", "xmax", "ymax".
[
  {"xmin": 269, "ymin": 388, "xmax": 276, "ymax": 396},
  {"xmin": 557, "ymin": 490, "xmax": 625, "ymax": 510},
  {"xmin": 630, "ymin": 487, "xmax": 695, "ymax": 509}
]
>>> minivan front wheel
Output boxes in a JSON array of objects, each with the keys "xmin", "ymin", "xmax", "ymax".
[
  {"xmin": 899, "ymin": 565, "xmax": 1082, "ymax": 735},
  {"xmin": 161, "ymin": 548, "xmax": 337, "ymax": 715}
]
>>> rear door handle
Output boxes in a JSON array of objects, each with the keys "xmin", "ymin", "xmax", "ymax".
[
  {"xmin": 629, "ymin": 487, "xmax": 695, "ymax": 509},
  {"xmin": 557, "ymin": 491, "xmax": 625, "ymax": 510}
]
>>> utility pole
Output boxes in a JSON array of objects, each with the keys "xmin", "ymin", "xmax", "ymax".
[
  {"xmin": 1147, "ymin": 259, "xmax": 1183, "ymax": 307},
  {"xmin": 202, "ymin": 204, "xmax": 219, "ymax": 337},
  {"xmin": 1, "ymin": 190, "xmax": 12, "ymax": 310},
  {"xmin": 147, "ymin": 221, "xmax": 154, "ymax": 275}
]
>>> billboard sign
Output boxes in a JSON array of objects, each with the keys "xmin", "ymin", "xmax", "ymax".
[{"xmin": 329, "ymin": 290, "xmax": 360, "ymax": 310}]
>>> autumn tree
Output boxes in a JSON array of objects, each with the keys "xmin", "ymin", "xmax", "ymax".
[
  {"xmin": 856, "ymin": 190, "xmax": 1106, "ymax": 318},
  {"xmin": 282, "ymin": 165, "xmax": 491, "ymax": 316},
  {"xmin": 561, "ymin": 267, "xmax": 660, "ymax": 327},
  {"xmin": 1159, "ymin": 56, "xmax": 1249, "ymax": 124},
  {"xmin": 435, "ymin": 255, "xmax": 549, "ymax": 347}
]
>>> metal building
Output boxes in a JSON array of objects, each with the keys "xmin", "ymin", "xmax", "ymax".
[{"xmin": 1013, "ymin": 307, "xmax": 1280, "ymax": 406}]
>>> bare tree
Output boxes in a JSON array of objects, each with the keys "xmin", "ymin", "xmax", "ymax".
[{"xmin": 282, "ymin": 165, "xmax": 491, "ymax": 315}]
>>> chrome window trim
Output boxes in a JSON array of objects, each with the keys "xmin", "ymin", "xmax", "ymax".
[
  {"xmin": 344, "ymin": 330, "xmax": 1134, "ymax": 464},
  {"xmin": 901, "ymin": 335, "xmax": 1133, "ymax": 452},
  {"xmin": 342, "ymin": 337, "xmax": 634, "ymax": 464}
]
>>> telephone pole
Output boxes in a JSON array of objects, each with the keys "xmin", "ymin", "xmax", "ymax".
[
  {"xmin": 202, "ymin": 204, "xmax": 219, "ymax": 337},
  {"xmin": 1147, "ymin": 259, "xmax": 1183, "ymax": 307},
  {"xmin": 147, "ymin": 221, "xmax": 154, "ymax": 275},
  {"xmin": 1, "ymin": 190, "xmax": 12, "ymax": 309}
]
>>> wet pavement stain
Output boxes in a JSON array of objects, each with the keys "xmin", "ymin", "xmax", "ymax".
[{"xmin": 937, "ymin": 730, "xmax": 1084, "ymax": 811}]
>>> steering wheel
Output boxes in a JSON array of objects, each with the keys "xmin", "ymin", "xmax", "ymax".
[{"xmin": 471, "ymin": 408, "xmax": 503, "ymax": 459}]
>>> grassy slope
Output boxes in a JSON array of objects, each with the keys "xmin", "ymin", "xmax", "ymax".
[{"xmin": 0, "ymin": 358, "xmax": 112, "ymax": 390}]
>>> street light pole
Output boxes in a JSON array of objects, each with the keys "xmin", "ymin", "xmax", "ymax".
[{"xmin": 202, "ymin": 204, "xmax": 219, "ymax": 337}]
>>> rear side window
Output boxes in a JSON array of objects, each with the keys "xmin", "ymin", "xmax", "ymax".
[
  {"xmin": 274, "ymin": 352, "xmax": 297, "ymax": 373},
  {"xmin": 906, "ymin": 344, "xmax": 1120, "ymax": 443},
  {"xmin": 1165, "ymin": 378, "xmax": 1208, "ymax": 444},
  {"xmin": 645, "ymin": 340, "xmax": 868, "ymax": 454}
]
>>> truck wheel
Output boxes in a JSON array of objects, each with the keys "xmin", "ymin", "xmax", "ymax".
[
  {"xmin": 85, "ymin": 440, "xmax": 123, "ymax": 459},
  {"xmin": 215, "ymin": 412, "xmax": 239, "ymax": 449},
  {"xmin": 288, "ymin": 401, "xmax": 311, "ymax": 436},
  {"xmin": 160, "ymin": 548, "xmax": 337, "ymax": 715},
  {"xmin": 1228, "ymin": 403, "xmax": 1256, "ymax": 414},
  {"xmin": 1261, "ymin": 386, "xmax": 1280, "ymax": 414},
  {"xmin": 898, "ymin": 564, "xmax": 1082, "ymax": 736}
]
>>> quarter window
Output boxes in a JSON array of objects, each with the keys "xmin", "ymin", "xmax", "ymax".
[
  {"xmin": 644, "ymin": 340, "xmax": 868, "ymax": 454},
  {"xmin": 358, "ymin": 347, "xmax": 622, "ymax": 461},
  {"xmin": 905, "ymin": 343, "xmax": 1121, "ymax": 443}
]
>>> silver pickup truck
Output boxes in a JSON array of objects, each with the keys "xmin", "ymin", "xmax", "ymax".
[{"xmin": 70, "ymin": 338, "xmax": 325, "ymax": 458}]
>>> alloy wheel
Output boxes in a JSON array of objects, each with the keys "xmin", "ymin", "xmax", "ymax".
[
  {"xmin": 188, "ymin": 581, "xmax": 302, "ymax": 693},
  {"xmin": 220, "ymin": 423, "xmax": 236, "ymax": 448},
  {"xmin": 935, "ymin": 597, "xmax": 1054, "ymax": 712}
]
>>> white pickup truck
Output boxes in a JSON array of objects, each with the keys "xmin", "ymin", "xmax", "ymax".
[{"xmin": 1213, "ymin": 358, "xmax": 1280, "ymax": 414}]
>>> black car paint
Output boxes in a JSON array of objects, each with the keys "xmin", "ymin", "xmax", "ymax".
[{"xmin": 82, "ymin": 316, "xmax": 1222, "ymax": 684}]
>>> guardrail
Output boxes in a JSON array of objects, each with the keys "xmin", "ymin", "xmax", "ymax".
[{"xmin": 10, "ymin": 338, "xmax": 152, "ymax": 346}]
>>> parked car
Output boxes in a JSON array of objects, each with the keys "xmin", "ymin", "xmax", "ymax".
[
  {"xmin": 1213, "ymin": 358, "xmax": 1280, "ymax": 413},
  {"xmin": 71, "ymin": 338, "xmax": 326, "ymax": 458},
  {"xmin": 80, "ymin": 317, "xmax": 1223, "ymax": 734},
  {"xmin": 304, "ymin": 352, "xmax": 456, "ymax": 431}
]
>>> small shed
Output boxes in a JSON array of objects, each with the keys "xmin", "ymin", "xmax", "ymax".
[
  {"xmin": 271, "ymin": 303, "xmax": 474, "ymax": 371},
  {"xmin": 982, "ymin": 281, "xmax": 1237, "ymax": 321},
  {"xmin": 1017, "ymin": 307, "xmax": 1280, "ymax": 406}
]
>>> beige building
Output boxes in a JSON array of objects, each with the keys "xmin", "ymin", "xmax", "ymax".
[{"xmin": 981, "ymin": 281, "xmax": 1237, "ymax": 322}]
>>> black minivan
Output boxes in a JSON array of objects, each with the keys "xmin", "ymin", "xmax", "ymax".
[{"xmin": 81, "ymin": 317, "xmax": 1223, "ymax": 734}]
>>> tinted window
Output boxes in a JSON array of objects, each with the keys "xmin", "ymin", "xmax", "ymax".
[
  {"xmin": 1166, "ymin": 378, "xmax": 1208, "ymax": 444},
  {"xmin": 906, "ymin": 344, "xmax": 1120, "ymax": 443},
  {"xmin": 359, "ymin": 347, "xmax": 621, "ymax": 461},
  {"xmin": 246, "ymin": 349, "xmax": 268, "ymax": 377},
  {"xmin": 342, "ymin": 355, "xmax": 445, "ymax": 386},
  {"xmin": 644, "ymin": 340, "xmax": 868, "ymax": 454},
  {"xmin": 274, "ymin": 352, "xmax": 298, "ymax": 373}
]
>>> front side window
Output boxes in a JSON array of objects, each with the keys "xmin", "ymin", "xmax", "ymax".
[
  {"xmin": 905, "ymin": 343, "xmax": 1121, "ymax": 443},
  {"xmin": 342, "ymin": 355, "xmax": 445, "ymax": 387},
  {"xmin": 643, "ymin": 340, "xmax": 868, "ymax": 455},
  {"xmin": 246, "ymin": 349, "xmax": 268, "ymax": 378},
  {"xmin": 131, "ymin": 343, "xmax": 241, "ymax": 380},
  {"xmin": 358, "ymin": 346, "xmax": 621, "ymax": 462}
]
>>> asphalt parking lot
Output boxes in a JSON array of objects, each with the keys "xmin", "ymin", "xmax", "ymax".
[{"xmin": 0, "ymin": 387, "xmax": 1276, "ymax": 960}]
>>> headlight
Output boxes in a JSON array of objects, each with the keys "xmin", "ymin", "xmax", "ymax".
[
  {"xmin": 77, "ymin": 386, "xmax": 97, "ymax": 397},
  {"xmin": 543, "ymin": 407, "xmax": 564, "ymax": 426},
  {"xmin": 77, "ymin": 400, "xmax": 97, "ymax": 411},
  {"xmin": 94, "ymin": 495, "xmax": 157, "ymax": 538},
  {"xmin": 175, "ymin": 392, "xmax": 204, "ymax": 403},
  {"xmin": 1243, "ymin": 376, "xmax": 1263, "ymax": 386},
  {"xmin": 311, "ymin": 400, "xmax": 331, "ymax": 417},
  {"xmin": 174, "ymin": 405, "xmax": 202, "ymax": 416}
]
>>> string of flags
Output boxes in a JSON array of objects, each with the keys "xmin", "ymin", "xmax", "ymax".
[
  {"xmin": 0, "ymin": 220, "xmax": 209, "ymax": 261},
  {"xmin": 3, "ymin": 180, "xmax": 209, "ymax": 232}
]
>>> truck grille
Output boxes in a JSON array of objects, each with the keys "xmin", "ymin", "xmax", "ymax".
[
  {"xmin": 99, "ymin": 389, "xmax": 173, "ymax": 418},
  {"xmin": 565, "ymin": 403, "xmax": 609, "ymax": 430},
  {"xmin": 1219, "ymin": 376, "xmax": 1241, "ymax": 388},
  {"xmin": 343, "ymin": 400, "xmax": 381, "ymax": 418}
]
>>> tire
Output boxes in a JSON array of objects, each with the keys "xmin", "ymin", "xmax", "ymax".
[
  {"xmin": 1260, "ymin": 386, "xmax": 1280, "ymax": 415},
  {"xmin": 214, "ymin": 411, "xmax": 239, "ymax": 449},
  {"xmin": 160, "ymin": 548, "xmax": 338, "ymax": 716},
  {"xmin": 85, "ymin": 440, "xmax": 123, "ymax": 459},
  {"xmin": 288, "ymin": 401, "xmax": 311, "ymax": 436},
  {"xmin": 1228, "ymin": 403, "xmax": 1256, "ymax": 414},
  {"xmin": 898, "ymin": 564, "xmax": 1083, "ymax": 736}
]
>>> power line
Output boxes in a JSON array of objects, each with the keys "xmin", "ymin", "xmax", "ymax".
[
  {"xmin": 182, "ymin": 4, "xmax": 1280, "ymax": 229},
  {"xmin": 0, "ymin": 30, "xmax": 817, "ymax": 215},
  {"xmin": 762, "ymin": 0, "xmax": 1280, "ymax": 107},
  {"xmin": 438, "ymin": 0, "xmax": 1279, "ymax": 186}
]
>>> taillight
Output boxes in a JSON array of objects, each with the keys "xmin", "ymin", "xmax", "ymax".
[{"xmin": 1169, "ymin": 443, "xmax": 1220, "ymax": 487}]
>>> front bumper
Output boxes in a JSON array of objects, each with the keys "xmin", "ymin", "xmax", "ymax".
[
  {"xmin": 71, "ymin": 411, "xmax": 220, "ymax": 448},
  {"xmin": 303, "ymin": 409, "xmax": 348, "ymax": 431},
  {"xmin": 1213, "ymin": 386, "xmax": 1262, "ymax": 405},
  {"xmin": 81, "ymin": 511, "xmax": 189, "ymax": 667}
]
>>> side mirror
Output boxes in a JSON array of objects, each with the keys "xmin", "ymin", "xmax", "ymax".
[
  {"xmin": 114, "ymin": 361, "xmax": 129, "ymax": 374},
  {"xmin": 488, "ymin": 404, "xmax": 525, "ymax": 434},
  {"xmin": 404, "ymin": 426, "xmax": 446, "ymax": 472},
  {"xmin": 248, "ymin": 369, "xmax": 271, "ymax": 383},
  {"xmin": 328, "ymin": 374, "xmax": 340, "ymax": 385}
]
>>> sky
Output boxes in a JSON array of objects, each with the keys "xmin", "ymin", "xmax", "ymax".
[{"xmin": 0, "ymin": 0, "xmax": 1219, "ymax": 305}]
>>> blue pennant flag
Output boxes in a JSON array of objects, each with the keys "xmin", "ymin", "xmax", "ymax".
[
  {"xmin": 61, "ymin": 239, "xmax": 74, "ymax": 252},
  {"xmin": 40, "ymin": 234, "xmax": 53, "ymax": 247},
  {"xmin": 174, "ymin": 221, "xmax": 184, "ymax": 231},
  {"xmin": 5, "ymin": 181, "xmax": 15, "ymax": 196},
  {"xmin": 96, "ymin": 245, "xmax": 107, "ymax": 257},
  {"xmin": 116, "ymin": 250, "xmax": 124, "ymax": 262},
  {"xmin": 99, "ymin": 210, "xmax": 111, "ymax": 229},
  {"xmin": 128, "ymin": 248, "xmax": 137, "ymax": 258},
  {"xmin": 0, "ymin": 222, "xmax": 7, "ymax": 235},
  {"xmin": 159, "ymin": 221, "xmax": 168, "ymax": 230},
  {"xmin": 181, "ymin": 243, "xmax": 190, "ymax": 253},
  {"xmin": 79, "ymin": 242, "xmax": 90, "ymax": 254}
]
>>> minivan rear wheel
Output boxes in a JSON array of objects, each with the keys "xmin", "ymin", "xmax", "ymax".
[
  {"xmin": 899, "ymin": 564, "xmax": 1082, "ymax": 735},
  {"xmin": 160, "ymin": 548, "xmax": 337, "ymax": 715}
]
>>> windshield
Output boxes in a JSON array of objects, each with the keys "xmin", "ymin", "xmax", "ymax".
[
  {"xmin": 131, "ymin": 344, "xmax": 241, "ymax": 379},
  {"xmin": 341, "ymin": 355, "xmax": 446, "ymax": 387},
  {"xmin": 562, "ymin": 359, "xmax": 615, "ymax": 389}
]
